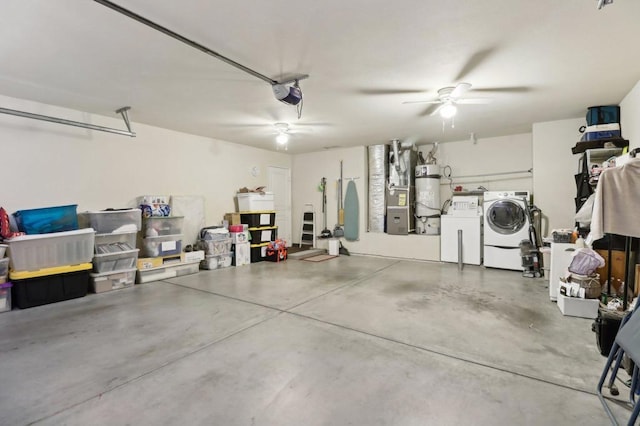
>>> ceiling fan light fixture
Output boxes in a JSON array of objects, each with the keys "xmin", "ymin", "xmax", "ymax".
[
  {"xmin": 439, "ymin": 102, "xmax": 457, "ymax": 119},
  {"xmin": 276, "ymin": 132, "xmax": 289, "ymax": 145}
]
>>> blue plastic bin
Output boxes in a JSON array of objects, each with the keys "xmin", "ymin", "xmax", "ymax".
[
  {"xmin": 586, "ymin": 105, "xmax": 620, "ymax": 126},
  {"xmin": 580, "ymin": 130, "xmax": 622, "ymax": 142},
  {"xmin": 14, "ymin": 204, "xmax": 79, "ymax": 234}
]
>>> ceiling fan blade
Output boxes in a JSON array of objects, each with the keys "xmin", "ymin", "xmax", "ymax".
[
  {"xmin": 294, "ymin": 122, "xmax": 333, "ymax": 127},
  {"xmin": 453, "ymin": 47, "xmax": 497, "ymax": 81},
  {"xmin": 357, "ymin": 88, "xmax": 427, "ymax": 95},
  {"xmin": 417, "ymin": 104, "xmax": 440, "ymax": 117},
  {"xmin": 456, "ymin": 98, "xmax": 492, "ymax": 104},
  {"xmin": 471, "ymin": 86, "xmax": 532, "ymax": 93},
  {"xmin": 402, "ymin": 99, "xmax": 442, "ymax": 105},
  {"xmin": 450, "ymin": 82, "xmax": 472, "ymax": 99},
  {"xmin": 428, "ymin": 104, "xmax": 445, "ymax": 117},
  {"xmin": 217, "ymin": 123, "xmax": 268, "ymax": 128}
]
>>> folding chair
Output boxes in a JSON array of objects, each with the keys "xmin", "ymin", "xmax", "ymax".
[{"xmin": 597, "ymin": 304, "xmax": 640, "ymax": 425}]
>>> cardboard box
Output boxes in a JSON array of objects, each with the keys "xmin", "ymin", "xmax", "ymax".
[
  {"xmin": 89, "ymin": 268, "xmax": 136, "ymax": 293},
  {"xmin": 232, "ymin": 232, "xmax": 249, "ymax": 244},
  {"xmin": 183, "ymin": 250, "xmax": 205, "ymax": 263},
  {"xmin": 136, "ymin": 254, "xmax": 182, "ymax": 270},
  {"xmin": 557, "ymin": 292, "xmax": 599, "ymax": 319},
  {"xmin": 234, "ymin": 242, "xmax": 251, "ymax": 266},
  {"xmin": 224, "ymin": 213, "xmax": 241, "ymax": 225},
  {"xmin": 136, "ymin": 257, "xmax": 164, "ymax": 270},
  {"xmin": 596, "ymin": 249, "xmax": 625, "ymax": 291}
]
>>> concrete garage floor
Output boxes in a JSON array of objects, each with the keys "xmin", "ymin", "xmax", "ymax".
[{"xmin": 0, "ymin": 255, "xmax": 631, "ymax": 425}]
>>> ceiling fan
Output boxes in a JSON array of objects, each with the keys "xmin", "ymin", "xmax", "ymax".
[
  {"xmin": 357, "ymin": 47, "xmax": 532, "ymax": 118},
  {"xmin": 272, "ymin": 122, "xmax": 327, "ymax": 148},
  {"xmin": 219, "ymin": 112, "xmax": 331, "ymax": 149},
  {"xmin": 273, "ymin": 122, "xmax": 294, "ymax": 146},
  {"xmin": 402, "ymin": 82, "xmax": 491, "ymax": 118}
]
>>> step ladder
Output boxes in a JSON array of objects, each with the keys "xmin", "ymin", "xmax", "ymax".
[{"xmin": 300, "ymin": 203, "xmax": 316, "ymax": 248}]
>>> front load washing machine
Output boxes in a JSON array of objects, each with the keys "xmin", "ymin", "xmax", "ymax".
[{"xmin": 483, "ymin": 191, "xmax": 531, "ymax": 270}]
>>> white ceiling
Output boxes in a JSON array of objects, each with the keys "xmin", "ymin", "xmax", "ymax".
[{"xmin": 1, "ymin": 0, "xmax": 639, "ymax": 154}]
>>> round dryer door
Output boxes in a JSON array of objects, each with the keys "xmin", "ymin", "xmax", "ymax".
[{"xmin": 486, "ymin": 200, "xmax": 526, "ymax": 235}]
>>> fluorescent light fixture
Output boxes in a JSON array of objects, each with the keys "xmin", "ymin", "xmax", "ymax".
[
  {"xmin": 439, "ymin": 102, "xmax": 457, "ymax": 119},
  {"xmin": 276, "ymin": 132, "xmax": 289, "ymax": 145}
]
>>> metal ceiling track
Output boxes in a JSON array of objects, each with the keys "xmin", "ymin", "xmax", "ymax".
[
  {"xmin": 93, "ymin": 0, "xmax": 307, "ymax": 86},
  {"xmin": 0, "ymin": 106, "xmax": 136, "ymax": 137}
]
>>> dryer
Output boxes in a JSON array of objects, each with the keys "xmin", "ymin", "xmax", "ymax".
[{"xmin": 483, "ymin": 191, "xmax": 531, "ymax": 270}]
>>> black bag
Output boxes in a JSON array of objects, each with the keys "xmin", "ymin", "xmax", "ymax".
[{"xmin": 592, "ymin": 308, "xmax": 624, "ymax": 357}]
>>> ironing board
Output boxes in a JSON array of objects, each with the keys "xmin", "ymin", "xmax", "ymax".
[{"xmin": 343, "ymin": 180, "xmax": 359, "ymax": 241}]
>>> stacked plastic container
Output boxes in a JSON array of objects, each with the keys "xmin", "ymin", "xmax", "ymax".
[
  {"xmin": 7, "ymin": 205, "xmax": 95, "ymax": 309},
  {"xmin": 236, "ymin": 191, "xmax": 277, "ymax": 263},
  {"xmin": 137, "ymin": 214, "xmax": 202, "ymax": 283},
  {"xmin": 80, "ymin": 209, "xmax": 141, "ymax": 293},
  {"xmin": 239, "ymin": 212, "xmax": 277, "ymax": 263},
  {"xmin": 198, "ymin": 229, "xmax": 233, "ymax": 270},
  {"xmin": 141, "ymin": 216, "xmax": 184, "ymax": 258},
  {"xmin": 0, "ymin": 244, "xmax": 11, "ymax": 313}
]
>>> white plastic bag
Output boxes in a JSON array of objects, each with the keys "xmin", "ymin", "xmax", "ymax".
[
  {"xmin": 574, "ymin": 193, "xmax": 595, "ymax": 228},
  {"xmin": 568, "ymin": 248, "xmax": 605, "ymax": 276}
]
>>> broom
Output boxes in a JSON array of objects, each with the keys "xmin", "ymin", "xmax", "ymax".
[{"xmin": 334, "ymin": 160, "xmax": 345, "ymax": 237}]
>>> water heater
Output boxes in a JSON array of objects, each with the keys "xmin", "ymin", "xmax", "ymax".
[{"xmin": 415, "ymin": 164, "xmax": 441, "ymax": 235}]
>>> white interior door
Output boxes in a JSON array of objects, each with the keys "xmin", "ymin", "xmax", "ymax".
[{"xmin": 267, "ymin": 166, "xmax": 292, "ymax": 247}]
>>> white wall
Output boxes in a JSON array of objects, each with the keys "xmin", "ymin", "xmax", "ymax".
[
  {"xmin": 620, "ymin": 79, "xmax": 640, "ymax": 150},
  {"xmin": 291, "ymin": 133, "xmax": 533, "ymax": 261},
  {"xmin": 418, "ymin": 133, "xmax": 533, "ymax": 206},
  {"xmin": 10, "ymin": 81, "xmax": 639, "ymax": 260},
  {"xmin": 291, "ymin": 146, "xmax": 437, "ymax": 260},
  {"xmin": 291, "ymin": 146, "xmax": 368, "ymax": 250},
  {"xmin": 531, "ymin": 78, "xmax": 640, "ymax": 236},
  {"xmin": 532, "ymin": 118, "xmax": 584, "ymax": 236},
  {"xmin": 0, "ymin": 95, "xmax": 291, "ymax": 238}
]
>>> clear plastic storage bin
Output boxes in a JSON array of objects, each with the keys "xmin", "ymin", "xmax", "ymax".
[
  {"xmin": 143, "ymin": 216, "xmax": 184, "ymax": 237},
  {"xmin": 200, "ymin": 253, "xmax": 233, "ymax": 270},
  {"xmin": 0, "ymin": 258, "xmax": 8, "ymax": 283},
  {"xmin": 95, "ymin": 231, "xmax": 137, "ymax": 254},
  {"xmin": 198, "ymin": 237, "xmax": 232, "ymax": 255},
  {"xmin": 90, "ymin": 268, "xmax": 136, "ymax": 293},
  {"xmin": 7, "ymin": 228, "xmax": 95, "ymax": 272},
  {"xmin": 136, "ymin": 261, "xmax": 199, "ymax": 283},
  {"xmin": 79, "ymin": 209, "xmax": 141, "ymax": 233},
  {"xmin": 93, "ymin": 249, "xmax": 139, "ymax": 273},
  {"xmin": 141, "ymin": 234, "xmax": 183, "ymax": 257},
  {"xmin": 0, "ymin": 282, "xmax": 12, "ymax": 312}
]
